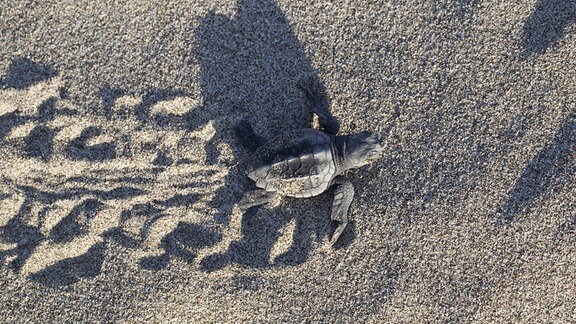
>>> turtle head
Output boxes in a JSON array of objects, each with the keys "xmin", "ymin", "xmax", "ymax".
[{"xmin": 344, "ymin": 131, "xmax": 385, "ymax": 169}]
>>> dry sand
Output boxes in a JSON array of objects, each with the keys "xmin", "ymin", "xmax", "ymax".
[{"xmin": 1, "ymin": 0, "xmax": 575, "ymax": 322}]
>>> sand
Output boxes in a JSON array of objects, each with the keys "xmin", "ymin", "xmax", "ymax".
[{"xmin": 1, "ymin": 0, "xmax": 575, "ymax": 322}]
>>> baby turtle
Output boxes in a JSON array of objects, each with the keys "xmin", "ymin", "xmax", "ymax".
[{"xmin": 238, "ymin": 85, "xmax": 384, "ymax": 245}]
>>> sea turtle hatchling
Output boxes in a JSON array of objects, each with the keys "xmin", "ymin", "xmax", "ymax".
[{"xmin": 238, "ymin": 85, "xmax": 385, "ymax": 245}]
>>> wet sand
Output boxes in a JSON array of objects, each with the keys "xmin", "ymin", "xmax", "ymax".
[{"xmin": 1, "ymin": 0, "xmax": 575, "ymax": 322}]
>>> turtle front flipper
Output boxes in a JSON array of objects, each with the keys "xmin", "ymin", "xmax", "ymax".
[
  {"xmin": 239, "ymin": 189, "xmax": 278, "ymax": 210},
  {"xmin": 299, "ymin": 83, "xmax": 340, "ymax": 135},
  {"xmin": 330, "ymin": 177, "xmax": 354, "ymax": 246}
]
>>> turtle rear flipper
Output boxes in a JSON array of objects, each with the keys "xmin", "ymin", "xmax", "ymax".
[{"xmin": 238, "ymin": 189, "xmax": 278, "ymax": 210}]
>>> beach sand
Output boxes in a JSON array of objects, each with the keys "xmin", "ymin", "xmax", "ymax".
[{"xmin": 1, "ymin": 0, "xmax": 575, "ymax": 322}]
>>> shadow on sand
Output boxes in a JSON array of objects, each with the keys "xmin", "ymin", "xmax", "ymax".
[
  {"xmin": 498, "ymin": 109, "xmax": 576, "ymax": 223},
  {"xmin": 190, "ymin": 0, "xmax": 339, "ymax": 271},
  {"xmin": 521, "ymin": 0, "xmax": 576, "ymax": 57}
]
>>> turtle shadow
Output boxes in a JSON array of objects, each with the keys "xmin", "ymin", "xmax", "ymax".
[
  {"xmin": 498, "ymin": 109, "xmax": 576, "ymax": 223},
  {"xmin": 191, "ymin": 0, "xmax": 336, "ymax": 271},
  {"xmin": 189, "ymin": 0, "xmax": 324, "ymax": 223},
  {"xmin": 521, "ymin": 0, "xmax": 576, "ymax": 57}
]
